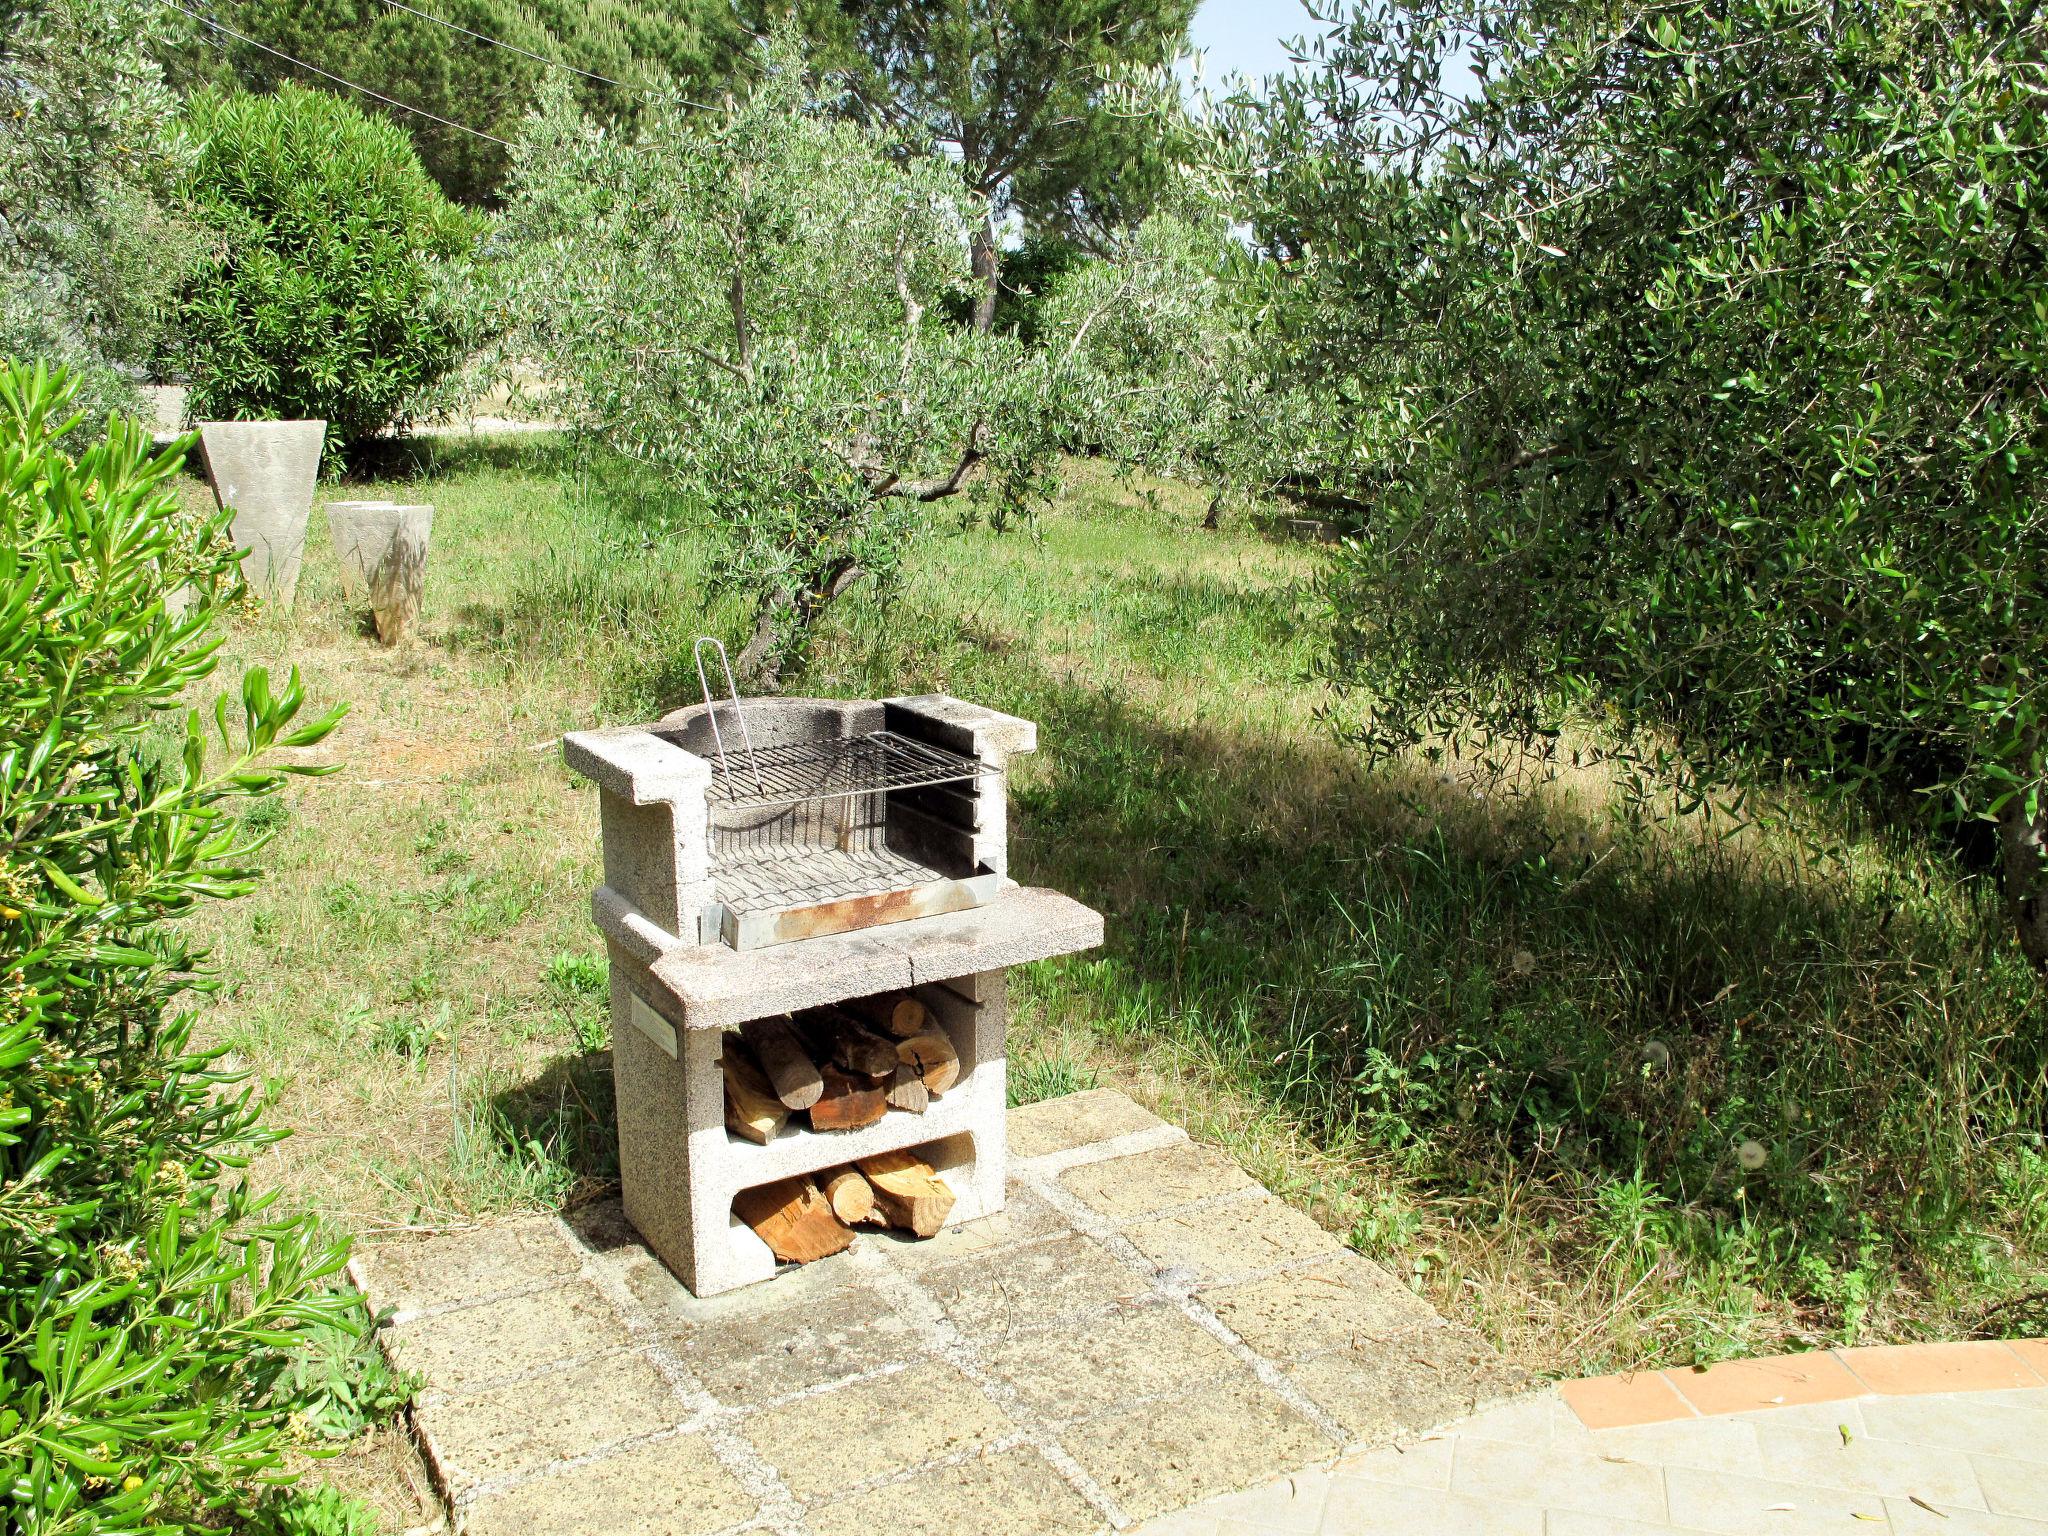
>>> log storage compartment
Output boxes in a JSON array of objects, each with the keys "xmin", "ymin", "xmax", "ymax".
[{"xmin": 564, "ymin": 692, "xmax": 1103, "ymax": 1296}]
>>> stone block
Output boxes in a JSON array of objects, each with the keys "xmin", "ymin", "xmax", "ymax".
[
  {"xmin": 1061, "ymin": 1372, "xmax": 1329, "ymax": 1523},
  {"xmin": 741, "ymin": 1360, "xmax": 1016, "ymax": 1499},
  {"xmin": 384, "ymin": 1279, "xmax": 624, "ymax": 1394},
  {"xmin": 978, "ymin": 1301, "xmax": 1241, "ymax": 1424},
  {"xmin": 1856, "ymin": 1392, "xmax": 2048, "ymax": 1465},
  {"xmin": 1285, "ymin": 1322, "xmax": 1527, "ymax": 1446},
  {"xmin": 1008, "ymin": 1089, "xmax": 1166, "ymax": 1160},
  {"xmin": 1319, "ymin": 1478, "xmax": 1544, "ymax": 1536},
  {"xmin": 868, "ymin": 1180, "xmax": 1067, "ymax": 1271},
  {"xmin": 1449, "ymin": 1435, "xmax": 1669, "ymax": 1524},
  {"xmin": 353, "ymin": 1218, "xmax": 580, "ymax": 1317},
  {"xmin": 415, "ymin": 1349, "xmax": 687, "ymax": 1491},
  {"xmin": 924, "ymin": 1232, "xmax": 1145, "ymax": 1337},
  {"xmin": 803, "ymin": 1446, "xmax": 1102, "ymax": 1536},
  {"xmin": 325, "ymin": 500, "xmax": 432, "ymax": 643},
  {"xmin": 1663, "ymin": 1466, "xmax": 1898, "ymax": 1536},
  {"xmin": 198, "ymin": 419, "xmax": 324, "ymax": 605},
  {"xmin": 1971, "ymin": 1454, "xmax": 2048, "ymax": 1522},
  {"xmin": 459, "ymin": 1430, "xmax": 755, "ymax": 1536},
  {"xmin": 1059, "ymin": 1140, "xmax": 1254, "ymax": 1223},
  {"xmin": 1122, "ymin": 1194, "xmax": 1336, "ymax": 1283},
  {"xmin": 664, "ymin": 1278, "xmax": 920, "ymax": 1406},
  {"xmin": 1199, "ymin": 1255, "xmax": 1438, "ymax": 1362}
]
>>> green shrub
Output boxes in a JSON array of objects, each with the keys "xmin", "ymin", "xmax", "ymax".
[
  {"xmin": 250, "ymin": 1484, "xmax": 381, "ymax": 1536},
  {"xmin": 0, "ymin": 361, "xmax": 351, "ymax": 1532},
  {"xmin": 177, "ymin": 84, "xmax": 479, "ymax": 458}
]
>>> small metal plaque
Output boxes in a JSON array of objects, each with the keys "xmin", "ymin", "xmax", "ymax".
[{"xmin": 628, "ymin": 992, "xmax": 678, "ymax": 1057}]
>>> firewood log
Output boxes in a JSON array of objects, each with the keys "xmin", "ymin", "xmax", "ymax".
[
  {"xmin": 740, "ymin": 1016, "xmax": 823, "ymax": 1110},
  {"xmin": 733, "ymin": 1177, "xmax": 853, "ymax": 1264},
  {"xmin": 884, "ymin": 1062, "xmax": 930, "ymax": 1114},
  {"xmin": 856, "ymin": 1150, "xmax": 955, "ymax": 1237},
  {"xmin": 808, "ymin": 1064, "xmax": 888, "ymax": 1132},
  {"xmin": 798, "ymin": 1008, "xmax": 900, "ymax": 1078},
  {"xmin": 721, "ymin": 1042, "xmax": 787, "ymax": 1144},
  {"xmin": 820, "ymin": 1165, "xmax": 877, "ymax": 1225},
  {"xmin": 845, "ymin": 992, "xmax": 931, "ymax": 1040},
  {"xmin": 894, "ymin": 1028, "xmax": 960, "ymax": 1096}
]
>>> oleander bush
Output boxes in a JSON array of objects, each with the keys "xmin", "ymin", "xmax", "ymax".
[
  {"xmin": 0, "ymin": 361, "xmax": 351, "ymax": 1534},
  {"xmin": 177, "ymin": 84, "xmax": 479, "ymax": 459}
]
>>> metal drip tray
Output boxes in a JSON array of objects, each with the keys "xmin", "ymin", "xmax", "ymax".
[
  {"xmin": 717, "ymin": 841, "xmax": 953, "ymax": 911},
  {"xmin": 708, "ymin": 839, "xmax": 1004, "ymax": 950}
]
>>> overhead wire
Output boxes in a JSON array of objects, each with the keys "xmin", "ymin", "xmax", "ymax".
[
  {"xmin": 165, "ymin": 0, "xmax": 515, "ymax": 144},
  {"xmin": 373, "ymin": 0, "xmax": 632, "ymax": 90},
  {"xmin": 373, "ymin": 0, "xmax": 719, "ymax": 110}
]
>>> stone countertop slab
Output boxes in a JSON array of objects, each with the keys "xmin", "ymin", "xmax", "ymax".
[{"xmin": 619, "ymin": 884, "xmax": 1104, "ymax": 1030}]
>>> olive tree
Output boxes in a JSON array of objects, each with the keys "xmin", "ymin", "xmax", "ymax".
[
  {"xmin": 0, "ymin": 0, "xmax": 201, "ymax": 420},
  {"xmin": 1040, "ymin": 200, "xmax": 1318, "ymax": 526},
  {"xmin": 495, "ymin": 39, "xmax": 1063, "ymax": 685},
  {"xmin": 1230, "ymin": 0, "xmax": 2048, "ymax": 966}
]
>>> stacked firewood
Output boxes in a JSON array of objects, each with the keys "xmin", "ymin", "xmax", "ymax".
[{"xmin": 720, "ymin": 991, "xmax": 960, "ymax": 1262}]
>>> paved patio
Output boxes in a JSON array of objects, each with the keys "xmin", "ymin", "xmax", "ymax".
[
  {"xmin": 354, "ymin": 1089, "xmax": 1526, "ymax": 1534},
  {"xmin": 1143, "ymin": 1339, "xmax": 2048, "ymax": 1535}
]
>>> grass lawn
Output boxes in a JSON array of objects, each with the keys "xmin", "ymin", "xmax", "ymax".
[{"xmin": 187, "ymin": 435, "xmax": 2047, "ymax": 1469}]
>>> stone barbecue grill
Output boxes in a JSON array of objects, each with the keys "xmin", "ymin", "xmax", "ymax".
[{"xmin": 564, "ymin": 692, "xmax": 1103, "ymax": 1296}]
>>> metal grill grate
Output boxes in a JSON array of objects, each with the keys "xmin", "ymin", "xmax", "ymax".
[
  {"xmin": 704, "ymin": 730, "xmax": 980, "ymax": 812},
  {"xmin": 713, "ymin": 841, "xmax": 949, "ymax": 913}
]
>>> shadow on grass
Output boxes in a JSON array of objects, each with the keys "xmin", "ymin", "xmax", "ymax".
[
  {"xmin": 1003, "ymin": 670, "xmax": 2046, "ymax": 1309},
  {"xmin": 344, "ymin": 429, "xmax": 575, "ymax": 484},
  {"xmin": 474, "ymin": 538, "xmax": 2046, "ymax": 1344}
]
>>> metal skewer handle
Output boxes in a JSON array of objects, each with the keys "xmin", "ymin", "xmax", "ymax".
[{"xmin": 692, "ymin": 636, "xmax": 766, "ymax": 799}]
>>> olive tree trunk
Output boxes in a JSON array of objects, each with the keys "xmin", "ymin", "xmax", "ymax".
[
  {"xmin": 969, "ymin": 213, "xmax": 1000, "ymax": 334},
  {"xmin": 1997, "ymin": 730, "xmax": 2048, "ymax": 971}
]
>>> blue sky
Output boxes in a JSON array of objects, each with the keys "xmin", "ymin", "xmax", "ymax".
[{"xmin": 1184, "ymin": 0, "xmax": 1326, "ymax": 93}]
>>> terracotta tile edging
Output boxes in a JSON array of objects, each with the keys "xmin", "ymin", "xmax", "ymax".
[{"xmin": 1558, "ymin": 1337, "xmax": 2048, "ymax": 1429}]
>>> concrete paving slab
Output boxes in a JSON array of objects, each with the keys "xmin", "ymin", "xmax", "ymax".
[
  {"xmin": 1124, "ymin": 1194, "xmax": 1337, "ymax": 1283},
  {"xmin": 1450, "ymin": 1436, "xmax": 1670, "ymax": 1525},
  {"xmin": 922, "ymin": 1231, "xmax": 1146, "ymax": 1337},
  {"xmin": 1007, "ymin": 1088, "xmax": 1166, "ymax": 1160},
  {"xmin": 673, "ymin": 1279, "xmax": 922, "ymax": 1406},
  {"xmin": 383, "ymin": 1279, "xmax": 626, "ymax": 1393},
  {"xmin": 1857, "ymin": 1392, "xmax": 2048, "ymax": 1463},
  {"xmin": 1284, "ymin": 1323, "xmax": 1525, "ymax": 1443},
  {"xmin": 351, "ymin": 1218, "xmax": 580, "ymax": 1317},
  {"xmin": 742, "ymin": 1360, "xmax": 1016, "ymax": 1499},
  {"xmin": 980, "ymin": 1299, "xmax": 1243, "ymax": 1424},
  {"xmin": 1887, "ymin": 1494, "xmax": 2048, "ymax": 1535},
  {"xmin": 459, "ymin": 1429, "xmax": 756, "ymax": 1536},
  {"xmin": 1062, "ymin": 1372, "xmax": 1330, "ymax": 1522},
  {"xmin": 1137, "ymin": 1364, "xmax": 2048, "ymax": 1536},
  {"xmin": 1199, "ymin": 1257, "xmax": 1436, "ymax": 1362},
  {"xmin": 412, "ymin": 1349, "xmax": 687, "ymax": 1491},
  {"xmin": 1975, "ymin": 1453, "xmax": 2048, "ymax": 1522},
  {"xmin": 1661, "ymin": 1465, "xmax": 1895, "ymax": 1535},
  {"xmin": 803, "ymin": 1446, "xmax": 1103, "ymax": 1536},
  {"xmin": 1318, "ymin": 1478, "xmax": 1545, "ymax": 1536},
  {"xmin": 1753, "ymin": 1422, "xmax": 1988, "ymax": 1507},
  {"xmin": 1058, "ymin": 1139, "xmax": 1254, "ymax": 1221},
  {"xmin": 357, "ymin": 1089, "xmax": 1528, "ymax": 1536}
]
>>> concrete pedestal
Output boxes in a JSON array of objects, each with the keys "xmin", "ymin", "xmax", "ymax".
[{"xmin": 198, "ymin": 419, "xmax": 325, "ymax": 606}]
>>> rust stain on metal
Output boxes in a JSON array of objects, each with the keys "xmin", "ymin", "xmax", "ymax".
[{"xmin": 772, "ymin": 880, "xmax": 979, "ymax": 944}]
